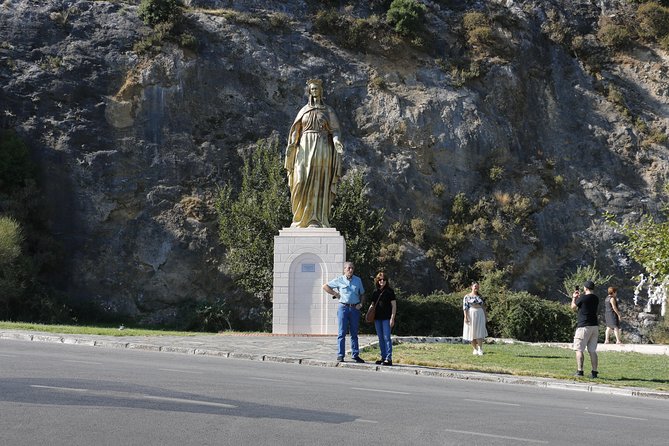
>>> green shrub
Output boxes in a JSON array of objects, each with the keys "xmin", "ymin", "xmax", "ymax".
[
  {"xmin": 562, "ymin": 261, "xmax": 613, "ymax": 298},
  {"xmin": 661, "ymin": 33, "xmax": 669, "ymax": 49},
  {"xmin": 629, "ymin": 0, "xmax": 669, "ymax": 7},
  {"xmin": 138, "ymin": 0, "xmax": 180, "ymax": 28},
  {"xmin": 432, "ymin": 182, "xmax": 446, "ymax": 197},
  {"xmin": 450, "ymin": 192, "xmax": 469, "ymax": 217},
  {"xmin": 410, "ymin": 218, "xmax": 426, "ymax": 244},
  {"xmin": 0, "ymin": 216, "xmax": 25, "ymax": 316},
  {"xmin": 486, "ymin": 291, "xmax": 576, "ymax": 342},
  {"xmin": 489, "ymin": 165, "xmax": 504, "ymax": 182},
  {"xmin": 133, "ymin": 21, "xmax": 174, "ymax": 54},
  {"xmin": 193, "ymin": 297, "xmax": 233, "ymax": 332},
  {"xmin": 313, "ymin": 8, "xmax": 340, "ymax": 34},
  {"xmin": 394, "ymin": 291, "xmax": 463, "ymax": 336},
  {"xmin": 179, "ymin": 31, "xmax": 198, "ymax": 50},
  {"xmin": 467, "ymin": 26, "xmax": 493, "ymax": 47},
  {"xmin": 642, "ymin": 127, "xmax": 668, "ymax": 146},
  {"xmin": 0, "ymin": 215, "xmax": 23, "ymax": 266},
  {"xmin": 268, "ymin": 12, "xmax": 291, "ymax": 31},
  {"xmin": 386, "ymin": 0, "xmax": 427, "ymax": 37},
  {"xmin": 450, "ymin": 61, "xmax": 482, "ymax": 86},
  {"xmin": 462, "ymin": 11, "xmax": 488, "ymax": 31},
  {"xmin": 637, "ymin": 2, "xmax": 669, "ymax": 39},
  {"xmin": 597, "ymin": 23, "xmax": 632, "ymax": 49},
  {"xmin": 313, "ymin": 9, "xmax": 369, "ymax": 50}
]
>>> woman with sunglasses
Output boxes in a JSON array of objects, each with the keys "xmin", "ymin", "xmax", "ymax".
[{"xmin": 369, "ymin": 272, "xmax": 397, "ymax": 366}]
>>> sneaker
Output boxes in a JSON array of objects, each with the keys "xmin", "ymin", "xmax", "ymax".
[
  {"xmin": 382, "ymin": 359, "xmax": 393, "ymax": 366},
  {"xmin": 352, "ymin": 356, "xmax": 365, "ymax": 363},
  {"xmin": 590, "ymin": 371, "xmax": 598, "ymax": 379},
  {"xmin": 574, "ymin": 370, "xmax": 584, "ymax": 377},
  {"xmin": 336, "ymin": 356, "xmax": 344, "ymax": 362},
  {"xmin": 375, "ymin": 359, "xmax": 383, "ymax": 365}
]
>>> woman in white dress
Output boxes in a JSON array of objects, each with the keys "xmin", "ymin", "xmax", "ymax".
[{"xmin": 463, "ymin": 282, "xmax": 488, "ymax": 355}]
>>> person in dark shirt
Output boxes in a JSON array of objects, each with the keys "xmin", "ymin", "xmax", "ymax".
[
  {"xmin": 369, "ymin": 271, "xmax": 397, "ymax": 366},
  {"xmin": 571, "ymin": 280, "xmax": 599, "ymax": 378}
]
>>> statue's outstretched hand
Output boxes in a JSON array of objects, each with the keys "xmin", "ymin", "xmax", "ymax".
[{"xmin": 333, "ymin": 138, "xmax": 344, "ymax": 154}]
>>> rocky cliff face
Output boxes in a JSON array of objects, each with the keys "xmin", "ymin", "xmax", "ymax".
[{"xmin": 1, "ymin": 0, "xmax": 667, "ymax": 326}]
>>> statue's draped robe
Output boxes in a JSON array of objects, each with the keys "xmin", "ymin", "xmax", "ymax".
[{"xmin": 285, "ymin": 102, "xmax": 342, "ymax": 228}]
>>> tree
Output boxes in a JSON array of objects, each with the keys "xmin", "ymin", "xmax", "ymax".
[
  {"xmin": 610, "ymin": 213, "xmax": 669, "ymax": 278},
  {"xmin": 0, "ymin": 216, "xmax": 26, "ymax": 317},
  {"xmin": 561, "ymin": 261, "xmax": 613, "ymax": 298},
  {"xmin": 216, "ymin": 136, "xmax": 291, "ymax": 306},
  {"xmin": 386, "ymin": 0, "xmax": 427, "ymax": 37},
  {"xmin": 608, "ymin": 210, "xmax": 669, "ymax": 316},
  {"xmin": 331, "ymin": 171, "xmax": 385, "ymax": 282},
  {"xmin": 216, "ymin": 145, "xmax": 386, "ymax": 323},
  {"xmin": 138, "ymin": 0, "xmax": 181, "ymax": 28}
]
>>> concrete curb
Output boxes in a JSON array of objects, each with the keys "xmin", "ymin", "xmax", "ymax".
[{"xmin": 2, "ymin": 331, "xmax": 668, "ymax": 400}]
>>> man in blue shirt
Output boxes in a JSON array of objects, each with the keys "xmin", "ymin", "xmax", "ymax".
[{"xmin": 323, "ymin": 261, "xmax": 366, "ymax": 362}]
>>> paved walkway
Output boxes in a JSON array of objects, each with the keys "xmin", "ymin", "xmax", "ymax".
[{"xmin": 1, "ymin": 330, "xmax": 668, "ymax": 400}]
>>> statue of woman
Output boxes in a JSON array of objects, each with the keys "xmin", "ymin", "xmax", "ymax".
[{"xmin": 285, "ymin": 79, "xmax": 343, "ymax": 228}]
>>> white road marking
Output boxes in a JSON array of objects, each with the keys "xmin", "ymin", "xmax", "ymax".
[
  {"xmin": 351, "ymin": 387, "xmax": 410, "ymax": 395},
  {"xmin": 354, "ymin": 419, "xmax": 378, "ymax": 423},
  {"xmin": 249, "ymin": 377, "xmax": 286, "ymax": 382},
  {"xmin": 63, "ymin": 360, "xmax": 103, "ymax": 365},
  {"xmin": 30, "ymin": 385, "xmax": 236, "ymax": 408},
  {"xmin": 138, "ymin": 395, "xmax": 236, "ymax": 408},
  {"xmin": 158, "ymin": 368, "xmax": 203, "ymax": 374},
  {"xmin": 442, "ymin": 429, "xmax": 548, "ymax": 444},
  {"xmin": 30, "ymin": 385, "xmax": 88, "ymax": 392},
  {"xmin": 464, "ymin": 398, "xmax": 520, "ymax": 407},
  {"xmin": 584, "ymin": 411, "xmax": 647, "ymax": 421}
]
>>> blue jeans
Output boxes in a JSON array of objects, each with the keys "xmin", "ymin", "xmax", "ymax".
[
  {"xmin": 337, "ymin": 305, "xmax": 360, "ymax": 357},
  {"xmin": 374, "ymin": 319, "xmax": 392, "ymax": 360}
]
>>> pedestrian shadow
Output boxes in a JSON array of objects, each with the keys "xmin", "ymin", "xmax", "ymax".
[
  {"xmin": 617, "ymin": 377, "xmax": 669, "ymax": 385},
  {"xmin": 516, "ymin": 355, "xmax": 566, "ymax": 359},
  {"xmin": 0, "ymin": 378, "xmax": 357, "ymax": 423}
]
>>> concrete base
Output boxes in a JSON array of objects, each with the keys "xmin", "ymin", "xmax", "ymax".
[{"xmin": 272, "ymin": 227, "xmax": 345, "ymax": 335}]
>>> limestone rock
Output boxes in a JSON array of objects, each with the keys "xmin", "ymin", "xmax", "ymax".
[{"xmin": 1, "ymin": 0, "xmax": 667, "ymax": 325}]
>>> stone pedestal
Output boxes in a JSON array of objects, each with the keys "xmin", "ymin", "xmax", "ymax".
[{"xmin": 272, "ymin": 227, "xmax": 345, "ymax": 334}]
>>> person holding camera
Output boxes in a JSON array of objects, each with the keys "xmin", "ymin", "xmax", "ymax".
[{"xmin": 571, "ymin": 280, "xmax": 599, "ymax": 378}]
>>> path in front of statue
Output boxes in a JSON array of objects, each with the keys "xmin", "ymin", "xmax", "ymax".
[{"xmin": 1, "ymin": 329, "xmax": 668, "ymax": 400}]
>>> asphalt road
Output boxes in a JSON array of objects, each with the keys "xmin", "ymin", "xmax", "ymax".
[{"xmin": 1, "ymin": 341, "xmax": 667, "ymax": 445}]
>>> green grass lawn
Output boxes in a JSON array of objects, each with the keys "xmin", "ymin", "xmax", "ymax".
[
  {"xmin": 0, "ymin": 321, "xmax": 217, "ymax": 337},
  {"xmin": 3, "ymin": 322, "xmax": 667, "ymax": 392},
  {"xmin": 361, "ymin": 342, "xmax": 669, "ymax": 391}
]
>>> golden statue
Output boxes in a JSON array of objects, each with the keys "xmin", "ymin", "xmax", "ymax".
[{"xmin": 285, "ymin": 79, "xmax": 343, "ymax": 228}]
